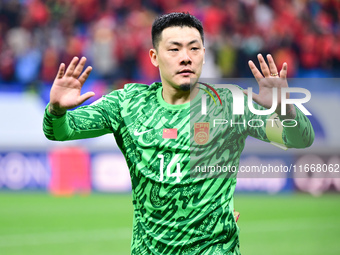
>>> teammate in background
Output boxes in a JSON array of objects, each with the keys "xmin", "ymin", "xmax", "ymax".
[{"xmin": 43, "ymin": 12, "xmax": 314, "ymax": 254}]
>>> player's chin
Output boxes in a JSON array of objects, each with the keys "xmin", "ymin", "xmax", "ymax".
[
  {"xmin": 179, "ymin": 83, "xmax": 191, "ymax": 91},
  {"xmin": 172, "ymin": 76, "xmax": 197, "ymax": 91},
  {"xmin": 178, "ymin": 75, "xmax": 196, "ymax": 85},
  {"xmin": 178, "ymin": 81, "xmax": 197, "ymax": 91}
]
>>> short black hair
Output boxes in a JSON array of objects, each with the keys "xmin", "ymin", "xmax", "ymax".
[{"xmin": 151, "ymin": 12, "xmax": 204, "ymax": 49}]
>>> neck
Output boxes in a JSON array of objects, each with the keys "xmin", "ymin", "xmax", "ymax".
[{"xmin": 161, "ymin": 83, "xmax": 199, "ymax": 105}]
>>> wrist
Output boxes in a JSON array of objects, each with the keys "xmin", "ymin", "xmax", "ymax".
[
  {"xmin": 276, "ymin": 105, "xmax": 296, "ymax": 120},
  {"xmin": 48, "ymin": 104, "xmax": 66, "ymax": 116}
]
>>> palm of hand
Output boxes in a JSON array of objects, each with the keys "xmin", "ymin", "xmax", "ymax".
[
  {"xmin": 246, "ymin": 54, "xmax": 289, "ymax": 111},
  {"xmin": 49, "ymin": 57, "xmax": 94, "ymax": 112}
]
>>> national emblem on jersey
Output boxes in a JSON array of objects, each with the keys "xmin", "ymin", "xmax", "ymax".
[
  {"xmin": 194, "ymin": 122, "xmax": 210, "ymax": 145},
  {"xmin": 162, "ymin": 128, "xmax": 178, "ymax": 139}
]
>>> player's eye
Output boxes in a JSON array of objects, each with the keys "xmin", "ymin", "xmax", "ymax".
[
  {"xmin": 169, "ymin": 48, "xmax": 179, "ymax": 52},
  {"xmin": 191, "ymin": 47, "xmax": 199, "ymax": 51}
]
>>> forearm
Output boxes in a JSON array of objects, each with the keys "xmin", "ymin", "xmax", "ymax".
[
  {"xmin": 43, "ymin": 104, "xmax": 112, "ymax": 141},
  {"xmin": 280, "ymin": 106, "xmax": 314, "ymax": 148},
  {"xmin": 276, "ymin": 104, "xmax": 296, "ymax": 120}
]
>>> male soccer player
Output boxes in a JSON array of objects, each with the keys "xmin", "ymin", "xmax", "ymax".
[{"xmin": 43, "ymin": 12, "xmax": 314, "ymax": 254}]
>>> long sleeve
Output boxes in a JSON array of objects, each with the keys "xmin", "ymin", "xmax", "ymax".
[
  {"xmin": 280, "ymin": 107, "xmax": 315, "ymax": 148},
  {"xmin": 43, "ymin": 89, "xmax": 125, "ymax": 141},
  {"xmin": 43, "ymin": 104, "xmax": 113, "ymax": 141},
  {"xmin": 245, "ymin": 99, "xmax": 314, "ymax": 149}
]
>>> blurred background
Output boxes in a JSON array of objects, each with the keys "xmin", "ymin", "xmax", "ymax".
[{"xmin": 0, "ymin": 0, "xmax": 339, "ymax": 254}]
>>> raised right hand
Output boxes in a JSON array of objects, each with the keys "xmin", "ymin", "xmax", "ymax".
[{"xmin": 48, "ymin": 56, "xmax": 94, "ymax": 115}]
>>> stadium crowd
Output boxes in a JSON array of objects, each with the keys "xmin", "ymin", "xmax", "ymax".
[{"xmin": 0, "ymin": 0, "xmax": 339, "ymax": 94}]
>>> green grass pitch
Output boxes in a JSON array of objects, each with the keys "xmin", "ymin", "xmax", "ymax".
[{"xmin": 0, "ymin": 192, "xmax": 339, "ymax": 255}]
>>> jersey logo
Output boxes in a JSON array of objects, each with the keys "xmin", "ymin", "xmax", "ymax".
[
  {"xmin": 194, "ymin": 122, "xmax": 210, "ymax": 145},
  {"xmin": 134, "ymin": 129, "xmax": 152, "ymax": 136}
]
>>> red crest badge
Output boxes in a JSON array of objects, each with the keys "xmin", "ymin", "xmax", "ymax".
[{"xmin": 194, "ymin": 122, "xmax": 210, "ymax": 145}]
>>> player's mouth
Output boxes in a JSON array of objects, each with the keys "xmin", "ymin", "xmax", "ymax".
[{"xmin": 177, "ymin": 69, "xmax": 194, "ymax": 76}]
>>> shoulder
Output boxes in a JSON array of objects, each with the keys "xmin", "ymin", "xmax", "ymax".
[
  {"xmin": 107, "ymin": 82, "xmax": 161, "ymax": 98},
  {"xmin": 90, "ymin": 82, "xmax": 161, "ymax": 107},
  {"xmin": 198, "ymin": 82, "xmax": 245, "ymax": 100}
]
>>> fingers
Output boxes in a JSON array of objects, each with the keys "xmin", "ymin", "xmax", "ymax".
[
  {"xmin": 249, "ymin": 54, "xmax": 277, "ymax": 81},
  {"xmin": 61, "ymin": 56, "xmax": 92, "ymax": 84},
  {"xmin": 249, "ymin": 54, "xmax": 287, "ymax": 79},
  {"xmin": 78, "ymin": 91, "xmax": 95, "ymax": 105},
  {"xmin": 248, "ymin": 60, "xmax": 262, "ymax": 82},
  {"xmin": 65, "ymin": 57, "xmax": 79, "ymax": 77},
  {"xmin": 78, "ymin": 66, "xmax": 92, "ymax": 85},
  {"xmin": 257, "ymin": 53, "xmax": 281, "ymax": 77},
  {"xmin": 266, "ymin": 54, "xmax": 279, "ymax": 77},
  {"xmin": 257, "ymin": 54, "xmax": 271, "ymax": 77},
  {"xmin": 56, "ymin": 63, "xmax": 65, "ymax": 79},
  {"xmin": 72, "ymin": 57, "xmax": 87, "ymax": 78},
  {"xmin": 257, "ymin": 54, "xmax": 270, "ymax": 77},
  {"xmin": 279, "ymin": 62, "xmax": 288, "ymax": 79}
]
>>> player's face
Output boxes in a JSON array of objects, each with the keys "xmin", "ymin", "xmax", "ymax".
[{"xmin": 150, "ymin": 26, "xmax": 205, "ymax": 91}]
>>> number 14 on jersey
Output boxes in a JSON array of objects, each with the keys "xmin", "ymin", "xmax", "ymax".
[{"xmin": 158, "ymin": 154, "xmax": 182, "ymax": 183}]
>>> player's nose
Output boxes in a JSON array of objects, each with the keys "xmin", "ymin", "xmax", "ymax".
[{"xmin": 180, "ymin": 50, "xmax": 192, "ymax": 65}]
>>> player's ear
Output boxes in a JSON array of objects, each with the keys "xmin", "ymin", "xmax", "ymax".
[
  {"xmin": 203, "ymin": 47, "xmax": 206, "ymax": 64},
  {"xmin": 149, "ymin": 49, "xmax": 159, "ymax": 67}
]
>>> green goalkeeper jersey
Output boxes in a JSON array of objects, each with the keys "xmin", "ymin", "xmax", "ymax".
[{"xmin": 43, "ymin": 82, "xmax": 314, "ymax": 254}]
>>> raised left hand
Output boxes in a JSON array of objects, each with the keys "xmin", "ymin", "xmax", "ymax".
[{"xmin": 246, "ymin": 53, "xmax": 296, "ymax": 118}]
